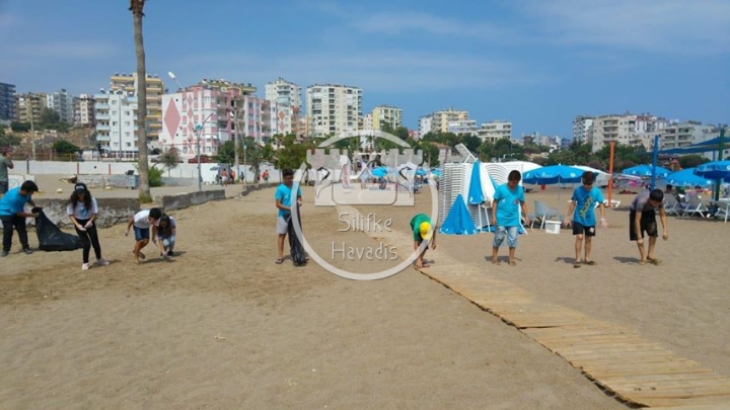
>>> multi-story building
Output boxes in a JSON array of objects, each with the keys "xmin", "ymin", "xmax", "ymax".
[
  {"xmin": 372, "ymin": 105, "xmax": 402, "ymax": 130},
  {"xmin": 265, "ymin": 78, "xmax": 302, "ymax": 136},
  {"xmin": 477, "ymin": 120, "xmax": 512, "ymax": 143},
  {"xmin": 110, "ymin": 73, "xmax": 165, "ymax": 146},
  {"xmin": 446, "ymin": 119, "xmax": 477, "ymax": 136},
  {"xmin": 45, "ymin": 89, "xmax": 75, "ymax": 124},
  {"xmin": 660, "ymin": 121, "xmax": 726, "ymax": 159},
  {"xmin": 361, "ymin": 113, "xmax": 373, "ymax": 131},
  {"xmin": 418, "ymin": 115, "xmax": 433, "ymax": 137},
  {"xmin": 94, "ymin": 90, "xmax": 139, "ymax": 157},
  {"xmin": 431, "ymin": 108, "xmax": 470, "ymax": 133},
  {"xmin": 0, "ymin": 82, "xmax": 16, "ymax": 122},
  {"xmin": 74, "ymin": 94, "xmax": 95, "ymax": 126},
  {"xmin": 589, "ymin": 113, "xmax": 669, "ymax": 152},
  {"xmin": 160, "ymin": 79, "xmax": 262, "ymax": 156},
  {"xmin": 306, "ymin": 84, "xmax": 362, "ymax": 137},
  {"xmin": 14, "ymin": 92, "xmax": 47, "ymax": 124},
  {"xmin": 572, "ymin": 115, "xmax": 594, "ymax": 144}
]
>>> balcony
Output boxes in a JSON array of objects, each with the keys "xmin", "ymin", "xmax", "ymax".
[
  {"xmin": 95, "ymin": 103, "xmax": 110, "ymax": 110},
  {"xmin": 96, "ymin": 113, "xmax": 110, "ymax": 120},
  {"xmin": 97, "ymin": 125, "xmax": 111, "ymax": 131}
]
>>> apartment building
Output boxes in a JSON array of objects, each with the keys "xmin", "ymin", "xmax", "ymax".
[
  {"xmin": 477, "ymin": 120, "xmax": 512, "ymax": 143},
  {"xmin": 418, "ymin": 115, "xmax": 433, "ymax": 137},
  {"xmin": 110, "ymin": 73, "xmax": 165, "ymax": 146},
  {"xmin": 306, "ymin": 84, "xmax": 362, "ymax": 137},
  {"xmin": 161, "ymin": 79, "xmax": 266, "ymax": 156},
  {"xmin": 14, "ymin": 92, "xmax": 47, "ymax": 124},
  {"xmin": 0, "ymin": 82, "xmax": 16, "ymax": 122},
  {"xmin": 74, "ymin": 94, "xmax": 95, "ymax": 126},
  {"xmin": 94, "ymin": 90, "xmax": 139, "ymax": 157},
  {"xmin": 45, "ymin": 89, "xmax": 75, "ymax": 124},
  {"xmin": 589, "ymin": 113, "xmax": 669, "ymax": 152},
  {"xmin": 265, "ymin": 78, "xmax": 302, "ymax": 136},
  {"xmin": 372, "ymin": 105, "xmax": 402, "ymax": 130},
  {"xmin": 361, "ymin": 113, "xmax": 374, "ymax": 131},
  {"xmin": 572, "ymin": 115, "xmax": 594, "ymax": 144}
]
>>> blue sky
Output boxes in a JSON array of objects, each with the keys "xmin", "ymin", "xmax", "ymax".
[{"xmin": 1, "ymin": 0, "xmax": 728, "ymax": 138}]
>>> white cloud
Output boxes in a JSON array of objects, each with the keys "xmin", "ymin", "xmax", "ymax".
[{"xmin": 11, "ymin": 41, "xmax": 120, "ymax": 59}]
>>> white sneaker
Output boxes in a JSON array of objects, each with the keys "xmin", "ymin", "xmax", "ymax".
[
  {"xmin": 82, "ymin": 263, "xmax": 90, "ymax": 271},
  {"xmin": 95, "ymin": 258, "xmax": 109, "ymax": 266}
]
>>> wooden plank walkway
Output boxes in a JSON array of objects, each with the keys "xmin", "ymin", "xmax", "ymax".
[{"xmin": 340, "ymin": 205, "xmax": 730, "ymax": 408}]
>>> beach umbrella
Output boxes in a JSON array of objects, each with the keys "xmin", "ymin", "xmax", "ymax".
[
  {"xmin": 621, "ymin": 164, "xmax": 671, "ymax": 178},
  {"xmin": 522, "ymin": 164, "xmax": 585, "ymax": 185},
  {"xmin": 666, "ymin": 168, "xmax": 714, "ymax": 188},
  {"xmin": 439, "ymin": 194, "xmax": 478, "ymax": 235},
  {"xmin": 431, "ymin": 169, "xmax": 442, "ymax": 177},
  {"xmin": 416, "ymin": 168, "xmax": 427, "ymax": 176},
  {"xmin": 694, "ymin": 160, "xmax": 730, "ymax": 180},
  {"xmin": 372, "ymin": 168, "xmax": 388, "ymax": 178},
  {"xmin": 467, "ymin": 160, "xmax": 489, "ymax": 231}
]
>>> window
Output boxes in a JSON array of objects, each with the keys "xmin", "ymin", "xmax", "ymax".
[
  {"xmin": 126, "ymin": 142, "xmax": 131, "ymax": 147},
  {"xmin": 124, "ymin": 121, "xmax": 130, "ymax": 126},
  {"xmin": 126, "ymin": 132, "xmax": 131, "ymax": 137},
  {"xmin": 112, "ymin": 121, "xmax": 118, "ymax": 126},
  {"xmin": 125, "ymin": 111, "xmax": 130, "ymax": 116},
  {"xmin": 111, "ymin": 111, "xmax": 117, "ymax": 115}
]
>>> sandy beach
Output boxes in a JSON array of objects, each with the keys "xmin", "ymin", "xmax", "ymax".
[{"xmin": 1, "ymin": 183, "xmax": 727, "ymax": 409}]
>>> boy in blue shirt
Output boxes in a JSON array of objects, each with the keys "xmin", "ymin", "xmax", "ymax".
[
  {"xmin": 0, "ymin": 180, "xmax": 40, "ymax": 257},
  {"xmin": 491, "ymin": 171, "xmax": 530, "ymax": 266},
  {"xmin": 564, "ymin": 171, "xmax": 607, "ymax": 268},
  {"xmin": 275, "ymin": 169, "xmax": 302, "ymax": 264}
]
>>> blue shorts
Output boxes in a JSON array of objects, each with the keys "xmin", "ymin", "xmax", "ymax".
[
  {"xmin": 134, "ymin": 226, "xmax": 150, "ymax": 241},
  {"xmin": 493, "ymin": 226, "xmax": 518, "ymax": 248}
]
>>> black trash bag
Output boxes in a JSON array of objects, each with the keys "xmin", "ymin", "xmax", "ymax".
[
  {"xmin": 32, "ymin": 207, "xmax": 83, "ymax": 252},
  {"xmin": 287, "ymin": 205, "xmax": 307, "ymax": 266}
]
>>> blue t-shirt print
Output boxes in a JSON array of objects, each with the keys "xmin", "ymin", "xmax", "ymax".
[
  {"xmin": 494, "ymin": 184, "xmax": 525, "ymax": 227},
  {"xmin": 275, "ymin": 184, "xmax": 302, "ymax": 218},
  {"xmin": 572, "ymin": 186, "xmax": 604, "ymax": 227}
]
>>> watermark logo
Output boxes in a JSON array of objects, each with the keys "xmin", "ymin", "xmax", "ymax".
[{"xmin": 291, "ymin": 130, "xmax": 439, "ymax": 281}]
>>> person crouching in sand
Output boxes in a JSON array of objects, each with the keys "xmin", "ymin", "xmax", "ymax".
[{"xmin": 125, "ymin": 208, "xmax": 162, "ymax": 264}]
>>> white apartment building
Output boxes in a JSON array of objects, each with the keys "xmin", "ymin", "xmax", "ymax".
[
  {"xmin": 418, "ymin": 115, "xmax": 433, "ymax": 137},
  {"xmin": 110, "ymin": 73, "xmax": 165, "ymax": 146},
  {"xmin": 372, "ymin": 105, "xmax": 402, "ymax": 130},
  {"xmin": 361, "ymin": 113, "xmax": 373, "ymax": 131},
  {"xmin": 572, "ymin": 116, "xmax": 594, "ymax": 144},
  {"xmin": 477, "ymin": 120, "xmax": 512, "ymax": 143},
  {"xmin": 306, "ymin": 84, "xmax": 362, "ymax": 137},
  {"xmin": 660, "ymin": 122, "xmax": 728, "ymax": 159},
  {"xmin": 74, "ymin": 93, "xmax": 95, "ymax": 126},
  {"xmin": 265, "ymin": 77, "xmax": 301, "ymax": 135},
  {"xmin": 94, "ymin": 90, "xmax": 139, "ymax": 157},
  {"xmin": 446, "ymin": 119, "xmax": 477, "ymax": 136},
  {"xmin": 589, "ymin": 113, "xmax": 669, "ymax": 152},
  {"xmin": 46, "ymin": 89, "xmax": 75, "ymax": 124}
]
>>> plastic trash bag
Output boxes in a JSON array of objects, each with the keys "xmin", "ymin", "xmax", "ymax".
[
  {"xmin": 287, "ymin": 205, "xmax": 307, "ymax": 266},
  {"xmin": 33, "ymin": 207, "xmax": 83, "ymax": 252}
]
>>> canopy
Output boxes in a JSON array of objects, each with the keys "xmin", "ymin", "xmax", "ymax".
[
  {"xmin": 439, "ymin": 194, "xmax": 478, "ymax": 235},
  {"xmin": 572, "ymin": 165, "xmax": 610, "ymax": 186},
  {"xmin": 621, "ymin": 164, "xmax": 671, "ymax": 178},
  {"xmin": 694, "ymin": 160, "xmax": 730, "ymax": 180},
  {"xmin": 657, "ymin": 137, "xmax": 725, "ymax": 155},
  {"xmin": 665, "ymin": 168, "xmax": 714, "ymax": 188},
  {"xmin": 523, "ymin": 165, "xmax": 584, "ymax": 185}
]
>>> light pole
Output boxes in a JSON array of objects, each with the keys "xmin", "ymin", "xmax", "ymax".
[
  {"xmin": 167, "ymin": 71, "xmax": 184, "ymax": 91},
  {"xmin": 195, "ymin": 112, "xmax": 216, "ymax": 192}
]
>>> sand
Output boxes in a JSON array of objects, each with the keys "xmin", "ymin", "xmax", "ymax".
[{"xmin": 0, "ymin": 184, "xmax": 724, "ymax": 409}]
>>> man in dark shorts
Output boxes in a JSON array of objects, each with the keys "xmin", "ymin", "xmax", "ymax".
[
  {"xmin": 629, "ymin": 189, "xmax": 669, "ymax": 265},
  {"xmin": 564, "ymin": 172, "xmax": 607, "ymax": 268}
]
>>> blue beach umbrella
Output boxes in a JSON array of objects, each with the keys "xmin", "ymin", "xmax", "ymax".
[
  {"xmin": 372, "ymin": 167, "xmax": 388, "ymax": 178},
  {"xmin": 694, "ymin": 160, "xmax": 730, "ymax": 180},
  {"xmin": 439, "ymin": 194, "xmax": 478, "ymax": 235},
  {"xmin": 522, "ymin": 164, "xmax": 585, "ymax": 185},
  {"xmin": 415, "ymin": 168, "xmax": 427, "ymax": 176},
  {"xmin": 665, "ymin": 168, "xmax": 714, "ymax": 188},
  {"xmin": 431, "ymin": 168, "xmax": 442, "ymax": 177},
  {"xmin": 622, "ymin": 164, "xmax": 671, "ymax": 178},
  {"xmin": 468, "ymin": 160, "xmax": 485, "ymax": 205}
]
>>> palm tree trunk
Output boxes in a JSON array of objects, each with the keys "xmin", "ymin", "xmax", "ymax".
[{"xmin": 131, "ymin": 0, "xmax": 151, "ymax": 201}]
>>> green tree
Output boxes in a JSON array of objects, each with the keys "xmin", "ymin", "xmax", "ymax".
[
  {"xmin": 160, "ymin": 147, "xmax": 181, "ymax": 174},
  {"xmin": 416, "ymin": 141, "xmax": 440, "ymax": 167},
  {"xmin": 40, "ymin": 108, "xmax": 61, "ymax": 128},
  {"xmin": 52, "ymin": 139, "xmax": 80, "ymax": 157},
  {"xmin": 678, "ymin": 154, "xmax": 709, "ymax": 169},
  {"xmin": 394, "ymin": 126, "xmax": 409, "ymax": 141},
  {"xmin": 462, "ymin": 135, "xmax": 481, "ymax": 153},
  {"xmin": 216, "ymin": 140, "xmax": 235, "ymax": 164},
  {"xmin": 10, "ymin": 121, "xmax": 30, "ymax": 132}
]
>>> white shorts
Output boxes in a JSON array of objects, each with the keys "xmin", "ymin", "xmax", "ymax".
[{"xmin": 276, "ymin": 216, "xmax": 289, "ymax": 235}]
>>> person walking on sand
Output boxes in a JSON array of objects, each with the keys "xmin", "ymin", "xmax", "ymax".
[
  {"xmin": 563, "ymin": 172, "xmax": 608, "ymax": 268},
  {"xmin": 0, "ymin": 149, "xmax": 14, "ymax": 199},
  {"xmin": 275, "ymin": 169, "xmax": 302, "ymax": 264},
  {"xmin": 491, "ymin": 170, "xmax": 530, "ymax": 266},
  {"xmin": 410, "ymin": 213, "xmax": 437, "ymax": 269},
  {"xmin": 125, "ymin": 208, "xmax": 163, "ymax": 264},
  {"xmin": 0, "ymin": 180, "xmax": 40, "ymax": 257},
  {"xmin": 66, "ymin": 183, "xmax": 109, "ymax": 270},
  {"xmin": 629, "ymin": 189, "xmax": 668, "ymax": 265}
]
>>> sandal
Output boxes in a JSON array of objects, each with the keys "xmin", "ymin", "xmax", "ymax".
[
  {"xmin": 275, "ymin": 258, "xmax": 284, "ymax": 264},
  {"xmin": 638, "ymin": 260, "xmax": 647, "ymax": 265},
  {"xmin": 573, "ymin": 261, "xmax": 582, "ymax": 268},
  {"xmin": 584, "ymin": 260, "xmax": 596, "ymax": 266},
  {"xmin": 647, "ymin": 257, "xmax": 661, "ymax": 265}
]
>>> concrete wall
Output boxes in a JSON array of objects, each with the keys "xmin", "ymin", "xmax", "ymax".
[
  {"xmin": 240, "ymin": 182, "xmax": 278, "ymax": 197},
  {"xmin": 154, "ymin": 190, "xmax": 226, "ymax": 212},
  {"xmin": 30, "ymin": 197, "xmax": 141, "ymax": 229}
]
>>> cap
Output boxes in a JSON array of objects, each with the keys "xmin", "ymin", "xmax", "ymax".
[
  {"xmin": 74, "ymin": 183, "xmax": 87, "ymax": 192},
  {"xmin": 419, "ymin": 221, "xmax": 432, "ymax": 240}
]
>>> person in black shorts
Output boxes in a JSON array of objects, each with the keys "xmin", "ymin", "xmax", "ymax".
[
  {"xmin": 629, "ymin": 189, "xmax": 669, "ymax": 265},
  {"xmin": 564, "ymin": 172, "xmax": 607, "ymax": 268}
]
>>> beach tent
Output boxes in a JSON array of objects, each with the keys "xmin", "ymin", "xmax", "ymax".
[
  {"xmin": 502, "ymin": 161, "xmax": 542, "ymax": 174},
  {"xmin": 439, "ymin": 194, "xmax": 478, "ymax": 235},
  {"xmin": 572, "ymin": 165, "xmax": 610, "ymax": 186},
  {"xmin": 486, "ymin": 161, "xmax": 541, "ymax": 186}
]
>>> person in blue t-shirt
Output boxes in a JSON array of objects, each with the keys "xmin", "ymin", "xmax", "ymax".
[
  {"xmin": 0, "ymin": 180, "xmax": 40, "ymax": 257},
  {"xmin": 564, "ymin": 171, "xmax": 607, "ymax": 268},
  {"xmin": 275, "ymin": 169, "xmax": 302, "ymax": 264},
  {"xmin": 491, "ymin": 170, "xmax": 530, "ymax": 266}
]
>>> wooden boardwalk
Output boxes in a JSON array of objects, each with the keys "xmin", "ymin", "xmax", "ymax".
[{"xmin": 341, "ymin": 205, "xmax": 730, "ymax": 408}]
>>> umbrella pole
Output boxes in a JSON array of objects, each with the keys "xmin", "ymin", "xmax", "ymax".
[
  {"xmin": 608, "ymin": 141, "xmax": 615, "ymax": 205},
  {"xmin": 714, "ymin": 127, "xmax": 725, "ymax": 202},
  {"xmin": 651, "ymin": 134, "xmax": 659, "ymax": 190}
]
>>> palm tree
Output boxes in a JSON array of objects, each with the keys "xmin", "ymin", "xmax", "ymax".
[{"xmin": 129, "ymin": 0, "xmax": 151, "ymax": 201}]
